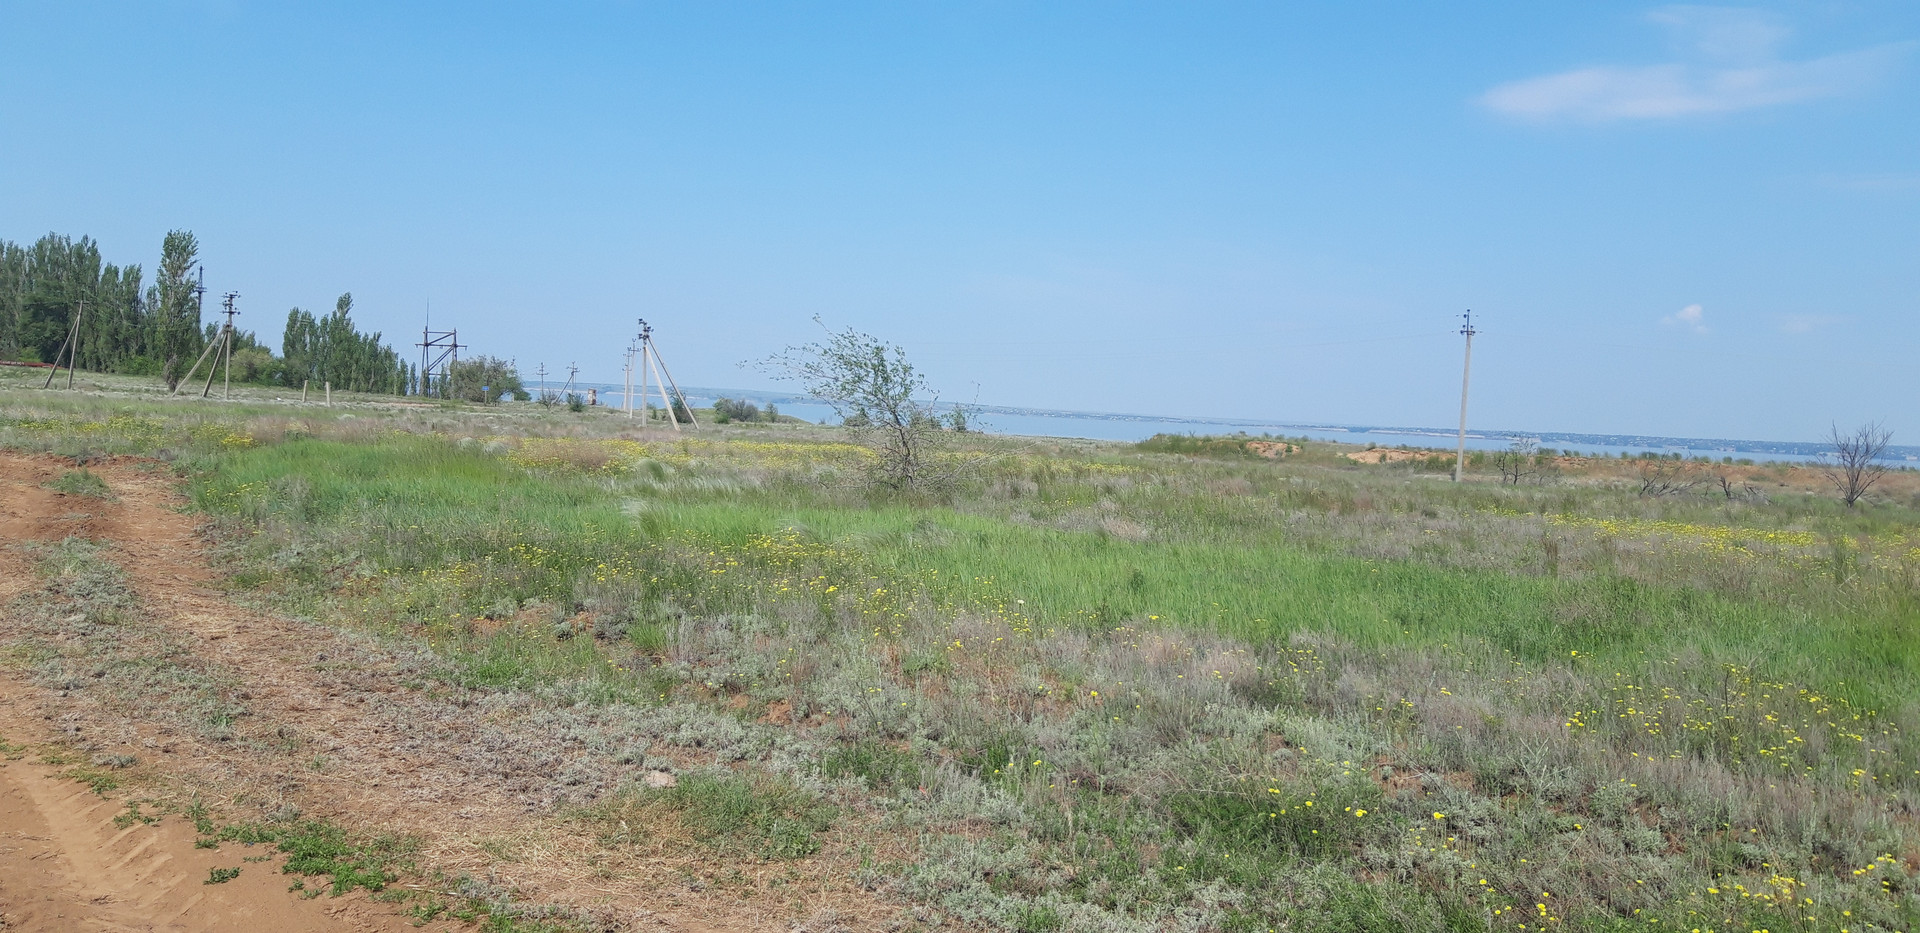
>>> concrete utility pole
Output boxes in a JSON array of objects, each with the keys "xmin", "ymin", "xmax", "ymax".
[
  {"xmin": 637, "ymin": 321, "xmax": 652, "ymax": 426},
  {"xmin": 416, "ymin": 303, "xmax": 462, "ymax": 399},
  {"xmin": 42, "ymin": 300, "xmax": 83, "ymax": 390},
  {"xmin": 1452, "ymin": 311, "xmax": 1476, "ymax": 482},
  {"xmin": 67, "ymin": 300, "xmax": 81, "ymax": 390},
  {"xmin": 636, "ymin": 319, "xmax": 697, "ymax": 431},
  {"xmin": 622, "ymin": 344, "xmax": 634, "ymax": 417},
  {"xmin": 219, "ymin": 293, "xmax": 239, "ymax": 399},
  {"xmin": 172, "ymin": 292, "xmax": 243, "ymax": 400}
]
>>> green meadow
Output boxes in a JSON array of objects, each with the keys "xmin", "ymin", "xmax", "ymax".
[{"xmin": 4, "ymin": 374, "xmax": 1918, "ymax": 932}]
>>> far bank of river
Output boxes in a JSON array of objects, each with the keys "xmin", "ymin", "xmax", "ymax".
[{"xmin": 561, "ymin": 382, "xmax": 1916, "ymax": 467}]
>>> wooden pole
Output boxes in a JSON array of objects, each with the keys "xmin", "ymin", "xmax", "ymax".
[
  {"xmin": 325, "ymin": 381, "xmax": 332, "ymax": 407},
  {"xmin": 302, "ymin": 379, "xmax": 309, "ymax": 402}
]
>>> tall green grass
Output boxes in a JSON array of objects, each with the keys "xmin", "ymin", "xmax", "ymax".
[
  {"xmin": 632, "ymin": 498, "xmax": 1917, "ymax": 717},
  {"xmin": 192, "ymin": 434, "xmax": 1920, "ymax": 714}
]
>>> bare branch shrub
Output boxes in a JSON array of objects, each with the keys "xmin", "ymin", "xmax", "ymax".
[
  {"xmin": 760, "ymin": 317, "xmax": 968, "ymax": 490},
  {"xmin": 1495, "ymin": 438, "xmax": 1538, "ymax": 485},
  {"xmin": 1635, "ymin": 459, "xmax": 1700, "ymax": 498},
  {"xmin": 1713, "ymin": 473, "xmax": 1765, "ymax": 502},
  {"xmin": 1819, "ymin": 421, "xmax": 1892, "ymax": 507}
]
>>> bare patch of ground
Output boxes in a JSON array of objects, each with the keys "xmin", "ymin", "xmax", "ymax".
[{"xmin": 1342, "ymin": 447, "xmax": 1430, "ymax": 464}]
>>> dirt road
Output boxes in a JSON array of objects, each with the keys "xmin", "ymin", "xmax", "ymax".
[
  {"xmin": 0, "ymin": 680, "xmax": 424, "ymax": 932},
  {"xmin": 0, "ymin": 455, "xmax": 433, "ymax": 930},
  {"xmin": 0, "ymin": 451, "xmax": 863, "ymax": 931}
]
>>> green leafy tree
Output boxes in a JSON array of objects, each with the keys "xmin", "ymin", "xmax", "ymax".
[
  {"xmin": 713, "ymin": 398, "xmax": 762, "ymax": 423},
  {"xmin": 282, "ymin": 293, "xmax": 411, "ymax": 394},
  {"xmin": 0, "ymin": 241, "xmax": 21, "ymax": 358},
  {"xmin": 0, "ymin": 230, "xmax": 421, "ymax": 392},
  {"xmin": 0, "ymin": 233, "xmax": 149, "ymax": 371},
  {"xmin": 147, "ymin": 230, "xmax": 203, "ymax": 389},
  {"xmin": 449, "ymin": 356, "xmax": 523, "ymax": 402},
  {"xmin": 18, "ymin": 235, "xmax": 99, "ymax": 362},
  {"xmin": 83, "ymin": 262, "xmax": 147, "ymax": 373}
]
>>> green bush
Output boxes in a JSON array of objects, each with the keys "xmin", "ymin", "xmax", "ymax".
[
  {"xmin": 1134, "ymin": 433, "xmax": 1261, "ymax": 458},
  {"xmin": 1163, "ymin": 776, "xmax": 1381, "ymax": 867},
  {"xmin": 713, "ymin": 398, "xmax": 762, "ymax": 423}
]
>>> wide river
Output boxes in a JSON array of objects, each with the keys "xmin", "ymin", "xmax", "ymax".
[{"xmin": 563, "ymin": 382, "xmax": 1914, "ymax": 466}]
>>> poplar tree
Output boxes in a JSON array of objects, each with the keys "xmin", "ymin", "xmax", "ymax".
[
  {"xmin": 0, "ymin": 234, "xmax": 145, "ymax": 369},
  {"xmin": 147, "ymin": 230, "xmax": 202, "ymax": 389},
  {"xmin": 281, "ymin": 293, "xmax": 411, "ymax": 394}
]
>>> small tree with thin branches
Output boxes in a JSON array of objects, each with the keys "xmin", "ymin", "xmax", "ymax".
[
  {"xmin": 1495, "ymin": 437, "xmax": 1539, "ymax": 485},
  {"xmin": 1821, "ymin": 421, "xmax": 1893, "ymax": 508},
  {"xmin": 761, "ymin": 318, "xmax": 959, "ymax": 490}
]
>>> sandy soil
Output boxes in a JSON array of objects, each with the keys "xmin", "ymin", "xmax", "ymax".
[
  {"xmin": 0, "ymin": 458, "xmax": 426, "ymax": 930},
  {"xmin": 1341, "ymin": 447, "xmax": 1430, "ymax": 464},
  {"xmin": 0, "ymin": 451, "xmax": 882, "ymax": 932},
  {"xmin": 0, "ymin": 678, "xmax": 426, "ymax": 932}
]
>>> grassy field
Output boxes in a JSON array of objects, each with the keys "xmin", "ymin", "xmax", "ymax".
[{"xmin": 4, "ymin": 366, "xmax": 1918, "ymax": 932}]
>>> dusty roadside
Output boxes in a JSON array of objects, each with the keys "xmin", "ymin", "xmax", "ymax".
[
  {"xmin": 0, "ymin": 454, "xmax": 431, "ymax": 931},
  {"xmin": 0, "ymin": 451, "xmax": 881, "ymax": 932},
  {"xmin": 0, "ymin": 676, "xmax": 429, "ymax": 932}
]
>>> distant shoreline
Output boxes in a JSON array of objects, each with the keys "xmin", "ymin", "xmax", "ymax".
[{"xmin": 550, "ymin": 380, "xmax": 1920, "ymax": 464}]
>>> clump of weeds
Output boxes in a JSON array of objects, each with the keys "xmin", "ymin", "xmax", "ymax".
[
  {"xmin": 598, "ymin": 771, "xmax": 837, "ymax": 860},
  {"xmin": 47, "ymin": 467, "xmax": 115, "ymax": 500}
]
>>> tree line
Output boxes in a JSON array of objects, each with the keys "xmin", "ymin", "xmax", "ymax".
[
  {"xmin": 0, "ymin": 230, "xmax": 199, "ymax": 384},
  {"xmin": 1, "ymin": 229, "xmax": 429, "ymax": 395}
]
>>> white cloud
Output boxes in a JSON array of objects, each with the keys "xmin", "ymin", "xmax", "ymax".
[
  {"xmin": 1648, "ymin": 5, "xmax": 1791, "ymax": 63},
  {"xmin": 1481, "ymin": 6, "xmax": 1912, "ymax": 122},
  {"xmin": 1663, "ymin": 303, "xmax": 1709, "ymax": 333}
]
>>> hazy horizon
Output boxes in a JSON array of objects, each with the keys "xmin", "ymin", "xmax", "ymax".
[{"xmin": 546, "ymin": 378, "xmax": 1914, "ymax": 454}]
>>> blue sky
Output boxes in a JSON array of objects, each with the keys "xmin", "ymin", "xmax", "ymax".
[{"xmin": 4, "ymin": 2, "xmax": 1916, "ymax": 441}]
